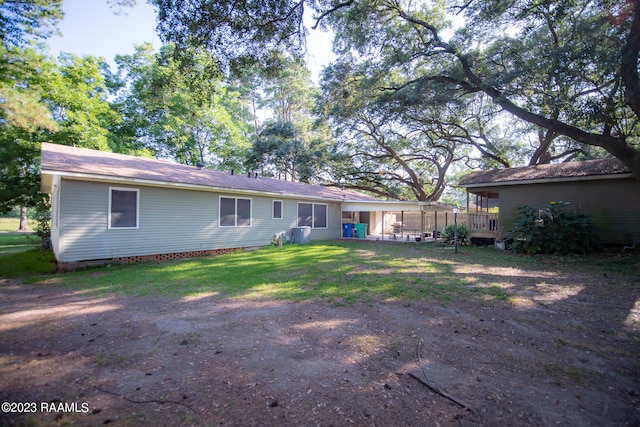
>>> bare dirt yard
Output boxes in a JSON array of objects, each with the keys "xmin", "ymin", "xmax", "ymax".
[{"xmin": 1, "ymin": 248, "xmax": 639, "ymax": 426}]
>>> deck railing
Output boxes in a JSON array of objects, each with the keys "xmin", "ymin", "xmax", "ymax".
[{"xmin": 467, "ymin": 213, "xmax": 500, "ymax": 234}]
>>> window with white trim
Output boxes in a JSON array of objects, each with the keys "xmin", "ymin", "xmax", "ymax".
[
  {"xmin": 297, "ymin": 203, "xmax": 327, "ymax": 228},
  {"xmin": 109, "ymin": 187, "xmax": 139, "ymax": 229},
  {"xmin": 220, "ymin": 196, "xmax": 252, "ymax": 227},
  {"xmin": 273, "ymin": 200, "xmax": 283, "ymax": 219}
]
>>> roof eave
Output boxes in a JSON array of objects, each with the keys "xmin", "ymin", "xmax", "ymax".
[
  {"xmin": 458, "ymin": 172, "xmax": 633, "ymax": 188},
  {"xmin": 41, "ymin": 169, "xmax": 349, "ymax": 201},
  {"xmin": 341, "ymin": 200, "xmax": 454, "ymax": 212}
]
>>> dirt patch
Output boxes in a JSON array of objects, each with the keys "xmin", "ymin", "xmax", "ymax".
[{"xmin": 0, "ymin": 261, "xmax": 639, "ymax": 426}]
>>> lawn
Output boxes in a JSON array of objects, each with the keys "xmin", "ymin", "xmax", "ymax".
[
  {"xmin": 0, "ymin": 232, "xmax": 56, "ymax": 277},
  {"xmin": 29, "ymin": 240, "xmax": 639, "ymax": 305},
  {"xmin": 0, "ymin": 217, "xmax": 37, "ymax": 232}
]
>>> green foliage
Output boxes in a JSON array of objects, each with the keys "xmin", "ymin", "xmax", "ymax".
[
  {"xmin": 1, "ymin": 49, "xmax": 119, "ymax": 214},
  {"xmin": 443, "ymin": 222, "xmax": 468, "ymax": 243},
  {"xmin": 33, "ymin": 197, "xmax": 51, "ymax": 245},
  {"xmin": 244, "ymin": 55, "xmax": 331, "ymax": 182},
  {"xmin": 0, "ymin": 0, "xmax": 63, "ymax": 48},
  {"xmin": 113, "ymin": 44, "xmax": 252, "ymax": 170},
  {"xmin": 152, "ymin": 0, "xmax": 305, "ymax": 70},
  {"xmin": 41, "ymin": 53, "xmax": 120, "ymax": 150},
  {"xmin": 152, "ymin": 0, "xmax": 640, "ymax": 176},
  {"xmin": 0, "ymin": 135, "xmax": 44, "ymax": 213},
  {"xmin": 507, "ymin": 202, "xmax": 600, "ymax": 255}
]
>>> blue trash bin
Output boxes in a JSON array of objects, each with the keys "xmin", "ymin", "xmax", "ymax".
[{"xmin": 342, "ymin": 223, "xmax": 354, "ymax": 238}]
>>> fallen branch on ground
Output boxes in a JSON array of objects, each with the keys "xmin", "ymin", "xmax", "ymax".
[
  {"xmin": 95, "ymin": 385, "xmax": 198, "ymax": 413},
  {"xmin": 409, "ymin": 339, "xmax": 480, "ymax": 419}
]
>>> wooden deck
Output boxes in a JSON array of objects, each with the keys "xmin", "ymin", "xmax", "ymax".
[{"xmin": 466, "ymin": 213, "xmax": 500, "ymax": 239}]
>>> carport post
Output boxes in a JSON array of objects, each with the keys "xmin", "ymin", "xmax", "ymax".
[
  {"xmin": 420, "ymin": 206, "xmax": 425, "ymax": 243},
  {"xmin": 454, "ymin": 207, "xmax": 459, "ymax": 254}
]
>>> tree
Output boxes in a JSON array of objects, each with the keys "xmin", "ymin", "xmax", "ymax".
[
  {"xmin": 0, "ymin": 45, "xmax": 58, "ymax": 218},
  {"xmin": 0, "ymin": 126, "xmax": 44, "ymax": 213},
  {"xmin": 319, "ymin": 59, "xmax": 470, "ymax": 200},
  {"xmin": 41, "ymin": 53, "xmax": 121, "ymax": 150},
  {"xmin": 248, "ymin": 120, "xmax": 302, "ymax": 180},
  {"xmin": 113, "ymin": 43, "xmax": 252, "ymax": 170},
  {"xmin": 0, "ymin": 0, "xmax": 140, "ymax": 226},
  {"xmin": 152, "ymin": 0, "xmax": 306, "ymax": 71},
  {"xmin": 1, "ymin": 0, "xmax": 62, "ymax": 220},
  {"xmin": 152, "ymin": 0, "xmax": 640, "ymax": 179},
  {"xmin": 245, "ymin": 54, "xmax": 331, "ymax": 182},
  {"xmin": 0, "ymin": 0, "xmax": 63, "ymax": 49}
]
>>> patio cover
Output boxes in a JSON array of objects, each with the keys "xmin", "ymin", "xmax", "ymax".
[{"xmin": 341, "ymin": 200, "xmax": 453, "ymax": 212}]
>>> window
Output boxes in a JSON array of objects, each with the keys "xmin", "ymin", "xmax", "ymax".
[
  {"xmin": 314, "ymin": 204, "xmax": 327, "ymax": 228},
  {"xmin": 297, "ymin": 203, "xmax": 327, "ymax": 228},
  {"xmin": 109, "ymin": 187, "xmax": 139, "ymax": 229},
  {"xmin": 220, "ymin": 197, "xmax": 252, "ymax": 227},
  {"xmin": 273, "ymin": 200, "xmax": 283, "ymax": 219}
]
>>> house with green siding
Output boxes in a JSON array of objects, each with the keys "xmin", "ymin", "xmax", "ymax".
[
  {"xmin": 40, "ymin": 143, "xmax": 452, "ymax": 270},
  {"xmin": 458, "ymin": 158, "xmax": 640, "ymax": 246}
]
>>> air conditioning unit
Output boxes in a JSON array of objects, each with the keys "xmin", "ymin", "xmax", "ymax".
[{"xmin": 291, "ymin": 227, "xmax": 311, "ymax": 243}]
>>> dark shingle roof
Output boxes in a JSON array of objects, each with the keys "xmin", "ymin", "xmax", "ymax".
[
  {"xmin": 40, "ymin": 143, "xmax": 378, "ymax": 202},
  {"xmin": 458, "ymin": 158, "xmax": 631, "ymax": 187}
]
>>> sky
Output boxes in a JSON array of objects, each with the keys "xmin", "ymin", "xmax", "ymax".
[
  {"xmin": 47, "ymin": 0, "xmax": 161, "ymax": 64},
  {"xmin": 46, "ymin": 0, "xmax": 336, "ymax": 81}
]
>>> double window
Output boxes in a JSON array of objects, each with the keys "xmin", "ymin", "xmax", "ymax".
[
  {"xmin": 109, "ymin": 187, "xmax": 139, "ymax": 229},
  {"xmin": 220, "ymin": 197, "xmax": 252, "ymax": 227},
  {"xmin": 297, "ymin": 203, "xmax": 327, "ymax": 228}
]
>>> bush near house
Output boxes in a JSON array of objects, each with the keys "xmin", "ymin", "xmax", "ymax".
[
  {"xmin": 507, "ymin": 202, "xmax": 600, "ymax": 255},
  {"xmin": 443, "ymin": 223, "xmax": 468, "ymax": 244}
]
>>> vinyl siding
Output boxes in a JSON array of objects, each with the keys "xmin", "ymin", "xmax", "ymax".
[
  {"xmin": 497, "ymin": 177, "xmax": 640, "ymax": 245},
  {"xmin": 57, "ymin": 178, "xmax": 342, "ymax": 262}
]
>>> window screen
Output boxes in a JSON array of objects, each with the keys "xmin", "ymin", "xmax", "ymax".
[
  {"xmin": 237, "ymin": 198, "xmax": 251, "ymax": 226},
  {"xmin": 313, "ymin": 204, "xmax": 327, "ymax": 228},
  {"xmin": 297, "ymin": 203, "xmax": 327, "ymax": 228},
  {"xmin": 110, "ymin": 188, "xmax": 138, "ymax": 228},
  {"xmin": 297, "ymin": 203, "xmax": 313, "ymax": 227},
  {"xmin": 220, "ymin": 197, "xmax": 236, "ymax": 227},
  {"xmin": 220, "ymin": 197, "xmax": 251, "ymax": 227},
  {"xmin": 273, "ymin": 200, "xmax": 283, "ymax": 219}
]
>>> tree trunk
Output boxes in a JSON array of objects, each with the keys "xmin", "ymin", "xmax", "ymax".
[{"xmin": 19, "ymin": 206, "xmax": 28, "ymax": 231}]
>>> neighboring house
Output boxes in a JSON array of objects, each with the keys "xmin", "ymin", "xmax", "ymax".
[
  {"xmin": 40, "ymin": 143, "xmax": 452, "ymax": 269},
  {"xmin": 458, "ymin": 158, "xmax": 640, "ymax": 245}
]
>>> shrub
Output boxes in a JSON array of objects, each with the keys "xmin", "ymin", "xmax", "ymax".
[
  {"xmin": 33, "ymin": 197, "xmax": 51, "ymax": 249},
  {"xmin": 507, "ymin": 202, "xmax": 600, "ymax": 255},
  {"xmin": 444, "ymin": 222, "xmax": 467, "ymax": 243}
]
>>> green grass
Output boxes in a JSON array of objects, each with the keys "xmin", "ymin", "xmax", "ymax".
[
  {"xmin": 0, "ymin": 233, "xmax": 40, "ymax": 255},
  {"xmin": 0, "ymin": 217, "xmax": 37, "ymax": 232},
  {"xmin": 16, "ymin": 241, "xmax": 571, "ymax": 302},
  {"xmin": 7, "ymin": 239, "xmax": 639, "ymax": 305},
  {"xmin": 0, "ymin": 232, "xmax": 56, "ymax": 277}
]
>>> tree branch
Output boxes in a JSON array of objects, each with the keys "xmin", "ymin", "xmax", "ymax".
[
  {"xmin": 311, "ymin": 0, "xmax": 355, "ymax": 30},
  {"xmin": 393, "ymin": 2, "xmax": 640, "ymax": 179}
]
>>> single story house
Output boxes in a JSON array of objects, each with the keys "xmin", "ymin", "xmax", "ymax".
[
  {"xmin": 458, "ymin": 158, "xmax": 640, "ymax": 245},
  {"xmin": 40, "ymin": 143, "xmax": 452, "ymax": 269}
]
